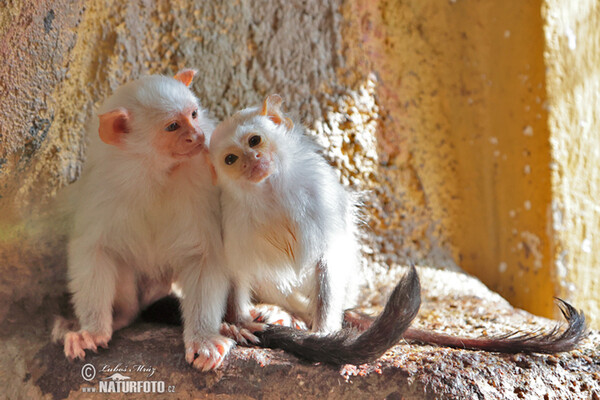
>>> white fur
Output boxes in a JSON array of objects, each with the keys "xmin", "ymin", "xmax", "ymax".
[
  {"xmin": 210, "ymin": 104, "xmax": 359, "ymax": 333},
  {"xmin": 64, "ymin": 75, "xmax": 229, "ymax": 359}
]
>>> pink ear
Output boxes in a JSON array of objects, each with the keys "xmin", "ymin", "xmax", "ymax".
[
  {"xmin": 98, "ymin": 108, "xmax": 130, "ymax": 147},
  {"xmin": 260, "ymin": 94, "xmax": 294, "ymax": 130},
  {"xmin": 174, "ymin": 69, "xmax": 197, "ymax": 87}
]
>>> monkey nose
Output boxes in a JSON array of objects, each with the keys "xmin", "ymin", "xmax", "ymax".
[{"xmin": 185, "ymin": 132, "xmax": 205, "ymax": 145}]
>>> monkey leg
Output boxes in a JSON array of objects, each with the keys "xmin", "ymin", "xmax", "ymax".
[
  {"xmin": 65, "ymin": 242, "xmax": 118, "ymax": 360},
  {"xmin": 112, "ymin": 266, "xmax": 140, "ymax": 332},
  {"xmin": 310, "ymin": 257, "xmax": 347, "ymax": 334},
  {"xmin": 177, "ymin": 260, "xmax": 235, "ymax": 371},
  {"xmin": 221, "ymin": 282, "xmax": 263, "ymax": 345}
]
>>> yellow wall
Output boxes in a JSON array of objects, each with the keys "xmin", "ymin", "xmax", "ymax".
[
  {"xmin": 342, "ymin": 0, "xmax": 599, "ymax": 325},
  {"xmin": 445, "ymin": 1, "xmax": 556, "ymax": 318},
  {"xmin": 344, "ymin": 0, "xmax": 558, "ymax": 318}
]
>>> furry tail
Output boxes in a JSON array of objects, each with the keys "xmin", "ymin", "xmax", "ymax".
[
  {"xmin": 403, "ymin": 298, "xmax": 587, "ymax": 353},
  {"xmin": 254, "ymin": 264, "xmax": 421, "ymax": 365}
]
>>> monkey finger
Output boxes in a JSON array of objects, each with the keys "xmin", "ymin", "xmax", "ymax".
[
  {"xmin": 293, "ymin": 321, "xmax": 306, "ymax": 330},
  {"xmin": 80, "ymin": 331, "xmax": 97, "ymax": 352},
  {"xmin": 219, "ymin": 323, "xmax": 242, "ymax": 343},
  {"xmin": 64, "ymin": 333, "xmax": 75, "ymax": 360},
  {"xmin": 240, "ymin": 329, "xmax": 260, "ymax": 344},
  {"xmin": 243, "ymin": 321, "xmax": 266, "ymax": 333},
  {"xmin": 209, "ymin": 346, "xmax": 226, "ymax": 370},
  {"xmin": 70, "ymin": 340, "xmax": 86, "ymax": 361},
  {"xmin": 185, "ymin": 346, "xmax": 199, "ymax": 364},
  {"xmin": 76, "ymin": 347, "xmax": 86, "ymax": 361},
  {"xmin": 209, "ymin": 354, "xmax": 225, "ymax": 371},
  {"xmin": 250, "ymin": 304, "xmax": 307, "ymax": 329},
  {"xmin": 291, "ymin": 317, "xmax": 308, "ymax": 330},
  {"xmin": 220, "ymin": 323, "xmax": 259, "ymax": 345},
  {"xmin": 187, "ymin": 335, "xmax": 233, "ymax": 370},
  {"xmin": 65, "ymin": 332, "xmax": 86, "ymax": 361},
  {"xmin": 231, "ymin": 327, "xmax": 249, "ymax": 345},
  {"xmin": 192, "ymin": 354, "xmax": 210, "ymax": 371},
  {"xmin": 192, "ymin": 346, "xmax": 218, "ymax": 371},
  {"xmin": 214, "ymin": 336, "xmax": 235, "ymax": 354},
  {"xmin": 194, "ymin": 355, "xmax": 211, "ymax": 371},
  {"xmin": 219, "ymin": 324, "xmax": 230, "ymax": 337},
  {"xmin": 95, "ymin": 335, "xmax": 110, "ymax": 349},
  {"xmin": 202, "ymin": 355, "xmax": 221, "ymax": 372},
  {"xmin": 185, "ymin": 342, "xmax": 202, "ymax": 364},
  {"xmin": 65, "ymin": 349, "xmax": 76, "ymax": 362},
  {"xmin": 208, "ymin": 342, "xmax": 230, "ymax": 370}
]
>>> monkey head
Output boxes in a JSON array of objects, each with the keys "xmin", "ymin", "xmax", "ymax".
[
  {"xmin": 96, "ymin": 69, "xmax": 212, "ymax": 165},
  {"xmin": 209, "ymin": 94, "xmax": 295, "ymax": 187}
]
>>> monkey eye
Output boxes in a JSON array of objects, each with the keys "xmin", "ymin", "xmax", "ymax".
[
  {"xmin": 191, "ymin": 109, "xmax": 198, "ymax": 119},
  {"xmin": 165, "ymin": 122, "xmax": 180, "ymax": 132},
  {"xmin": 224, "ymin": 154, "xmax": 239, "ymax": 165},
  {"xmin": 248, "ymin": 135, "xmax": 261, "ymax": 147}
]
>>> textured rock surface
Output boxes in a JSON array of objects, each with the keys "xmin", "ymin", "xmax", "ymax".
[{"xmin": 2, "ymin": 267, "xmax": 599, "ymax": 400}]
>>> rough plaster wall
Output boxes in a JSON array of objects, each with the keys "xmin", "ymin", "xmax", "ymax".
[
  {"xmin": 1, "ymin": 0, "xmax": 597, "ymax": 327},
  {"xmin": 0, "ymin": 0, "xmax": 457, "ymax": 321},
  {"xmin": 440, "ymin": 1, "xmax": 556, "ymax": 318},
  {"xmin": 543, "ymin": 0, "xmax": 600, "ymax": 327},
  {"xmin": 343, "ymin": 0, "xmax": 558, "ymax": 318},
  {"xmin": 0, "ymin": 0, "xmax": 81, "ymax": 327}
]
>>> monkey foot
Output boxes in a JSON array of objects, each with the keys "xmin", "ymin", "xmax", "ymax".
[
  {"xmin": 185, "ymin": 335, "xmax": 234, "ymax": 372},
  {"xmin": 64, "ymin": 330, "xmax": 111, "ymax": 361},
  {"xmin": 220, "ymin": 322, "xmax": 261, "ymax": 345},
  {"xmin": 250, "ymin": 304, "xmax": 308, "ymax": 330},
  {"xmin": 343, "ymin": 309, "xmax": 375, "ymax": 331}
]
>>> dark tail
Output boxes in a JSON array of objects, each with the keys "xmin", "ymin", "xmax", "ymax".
[
  {"xmin": 403, "ymin": 298, "xmax": 587, "ymax": 353},
  {"xmin": 254, "ymin": 264, "xmax": 421, "ymax": 365}
]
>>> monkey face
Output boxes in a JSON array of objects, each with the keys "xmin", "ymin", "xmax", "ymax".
[
  {"xmin": 217, "ymin": 132, "xmax": 276, "ymax": 183},
  {"xmin": 209, "ymin": 94, "xmax": 295, "ymax": 187},
  {"xmin": 152, "ymin": 106, "xmax": 206, "ymax": 160},
  {"xmin": 97, "ymin": 73, "xmax": 212, "ymax": 165}
]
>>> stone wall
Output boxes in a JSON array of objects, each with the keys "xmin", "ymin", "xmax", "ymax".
[{"xmin": 0, "ymin": 0, "xmax": 598, "ymax": 327}]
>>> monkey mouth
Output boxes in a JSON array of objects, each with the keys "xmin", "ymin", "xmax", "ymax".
[
  {"xmin": 246, "ymin": 160, "xmax": 272, "ymax": 183},
  {"xmin": 173, "ymin": 143, "xmax": 205, "ymax": 158}
]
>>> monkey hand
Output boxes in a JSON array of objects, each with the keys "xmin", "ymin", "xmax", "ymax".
[
  {"xmin": 185, "ymin": 335, "xmax": 235, "ymax": 371},
  {"xmin": 250, "ymin": 304, "xmax": 308, "ymax": 330},
  {"xmin": 64, "ymin": 330, "xmax": 111, "ymax": 361},
  {"xmin": 220, "ymin": 322, "xmax": 262, "ymax": 345}
]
